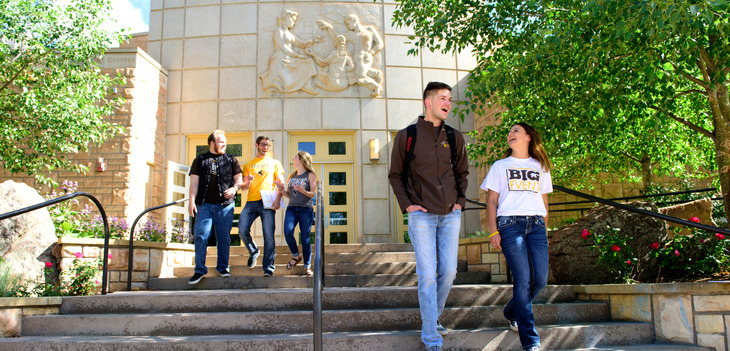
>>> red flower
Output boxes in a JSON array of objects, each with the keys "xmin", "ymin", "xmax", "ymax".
[
  {"xmin": 650, "ymin": 242, "xmax": 660, "ymax": 250},
  {"xmin": 74, "ymin": 252, "xmax": 83, "ymax": 259},
  {"xmin": 44, "ymin": 262, "xmax": 53, "ymax": 268},
  {"xmin": 689, "ymin": 217, "xmax": 700, "ymax": 223},
  {"xmin": 626, "ymin": 260, "xmax": 631, "ymax": 265},
  {"xmin": 716, "ymin": 233, "xmax": 725, "ymax": 240},
  {"xmin": 581, "ymin": 229, "xmax": 590, "ymax": 240},
  {"xmin": 611, "ymin": 245, "xmax": 620, "ymax": 252},
  {"xmin": 108, "ymin": 254, "xmax": 113, "ymax": 259},
  {"xmin": 674, "ymin": 250, "xmax": 680, "ymax": 257}
]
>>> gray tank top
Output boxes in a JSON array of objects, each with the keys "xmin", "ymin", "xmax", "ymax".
[{"xmin": 288, "ymin": 171, "xmax": 313, "ymax": 207}]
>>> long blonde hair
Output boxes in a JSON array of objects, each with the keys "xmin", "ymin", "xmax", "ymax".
[
  {"xmin": 503, "ymin": 122, "xmax": 552, "ymax": 172},
  {"xmin": 289, "ymin": 150, "xmax": 316, "ymax": 179}
]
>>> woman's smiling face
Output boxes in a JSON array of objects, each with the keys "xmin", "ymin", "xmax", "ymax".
[{"xmin": 508, "ymin": 124, "xmax": 531, "ymax": 149}]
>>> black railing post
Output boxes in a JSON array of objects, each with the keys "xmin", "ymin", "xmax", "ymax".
[
  {"xmin": 127, "ymin": 197, "xmax": 189, "ymax": 291},
  {"xmin": 0, "ymin": 192, "xmax": 111, "ymax": 294},
  {"xmin": 313, "ymin": 181, "xmax": 324, "ymax": 351}
]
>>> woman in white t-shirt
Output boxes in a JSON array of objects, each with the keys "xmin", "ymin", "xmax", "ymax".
[{"xmin": 480, "ymin": 123, "xmax": 553, "ymax": 351}]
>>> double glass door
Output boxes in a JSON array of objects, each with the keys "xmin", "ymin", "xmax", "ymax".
[{"xmin": 288, "ymin": 133, "xmax": 355, "ymax": 244}]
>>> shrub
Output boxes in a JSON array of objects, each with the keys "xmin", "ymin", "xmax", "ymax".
[
  {"xmin": 135, "ymin": 220, "xmax": 166, "ymax": 242},
  {"xmin": 581, "ymin": 228, "xmax": 637, "ymax": 283}
]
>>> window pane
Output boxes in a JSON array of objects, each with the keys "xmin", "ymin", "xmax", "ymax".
[
  {"xmin": 329, "ymin": 172, "xmax": 346, "ymax": 186},
  {"xmin": 329, "ymin": 212, "xmax": 347, "ymax": 226},
  {"xmin": 298, "ymin": 142, "xmax": 316, "ymax": 155},
  {"xmin": 227, "ymin": 144, "xmax": 242, "ymax": 157},
  {"xmin": 330, "ymin": 232, "xmax": 348, "ymax": 244},
  {"xmin": 329, "ymin": 192, "xmax": 347, "ymax": 206},
  {"xmin": 328, "ymin": 142, "xmax": 346, "ymax": 155},
  {"xmin": 195, "ymin": 145, "xmax": 208, "ymax": 156}
]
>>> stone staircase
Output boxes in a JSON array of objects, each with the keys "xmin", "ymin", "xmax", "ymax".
[{"xmin": 0, "ymin": 244, "xmax": 712, "ymax": 350}]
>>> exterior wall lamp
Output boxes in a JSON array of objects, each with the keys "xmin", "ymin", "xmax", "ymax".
[{"xmin": 369, "ymin": 138, "xmax": 379, "ymax": 161}]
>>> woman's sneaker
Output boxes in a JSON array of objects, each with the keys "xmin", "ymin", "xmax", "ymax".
[{"xmin": 436, "ymin": 321, "xmax": 448, "ymax": 335}]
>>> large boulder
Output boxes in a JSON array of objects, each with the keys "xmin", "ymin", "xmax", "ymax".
[
  {"xmin": 0, "ymin": 180, "xmax": 57, "ymax": 283},
  {"xmin": 659, "ymin": 197, "xmax": 716, "ymax": 236},
  {"xmin": 550, "ymin": 201, "xmax": 668, "ymax": 284}
]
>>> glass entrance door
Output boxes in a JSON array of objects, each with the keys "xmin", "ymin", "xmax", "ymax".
[{"xmin": 288, "ymin": 133, "xmax": 356, "ymax": 244}]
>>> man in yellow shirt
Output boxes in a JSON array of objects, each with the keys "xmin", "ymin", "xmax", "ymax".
[{"xmin": 238, "ymin": 136, "xmax": 285, "ymax": 277}]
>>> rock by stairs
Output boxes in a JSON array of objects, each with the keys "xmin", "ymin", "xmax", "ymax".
[{"xmin": 0, "ymin": 244, "xmax": 713, "ymax": 351}]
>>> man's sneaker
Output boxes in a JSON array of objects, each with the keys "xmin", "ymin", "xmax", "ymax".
[
  {"xmin": 188, "ymin": 272, "xmax": 204, "ymax": 285},
  {"xmin": 436, "ymin": 321, "xmax": 448, "ymax": 335},
  {"xmin": 525, "ymin": 346, "xmax": 541, "ymax": 351},
  {"xmin": 247, "ymin": 250, "xmax": 259, "ymax": 269},
  {"xmin": 509, "ymin": 320, "xmax": 519, "ymax": 332},
  {"xmin": 218, "ymin": 269, "xmax": 230, "ymax": 278},
  {"xmin": 426, "ymin": 346, "xmax": 441, "ymax": 351},
  {"xmin": 263, "ymin": 271, "xmax": 273, "ymax": 277}
]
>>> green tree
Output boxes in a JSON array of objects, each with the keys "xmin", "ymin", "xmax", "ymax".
[
  {"xmin": 391, "ymin": 0, "xmax": 730, "ymax": 221},
  {"xmin": 0, "ymin": 0, "xmax": 125, "ymax": 185}
]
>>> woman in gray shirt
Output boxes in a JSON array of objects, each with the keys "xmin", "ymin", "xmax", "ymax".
[{"xmin": 278, "ymin": 150, "xmax": 318, "ymax": 275}]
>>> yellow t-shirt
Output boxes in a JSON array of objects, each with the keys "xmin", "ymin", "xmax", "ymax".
[{"xmin": 243, "ymin": 156, "xmax": 284, "ymax": 202}]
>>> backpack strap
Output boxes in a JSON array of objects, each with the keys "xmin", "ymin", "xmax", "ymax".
[
  {"xmin": 402, "ymin": 124, "xmax": 418, "ymax": 195},
  {"xmin": 444, "ymin": 125, "xmax": 465, "ymax": 199}
]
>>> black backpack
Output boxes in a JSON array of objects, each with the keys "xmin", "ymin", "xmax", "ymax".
[{"xmin": 402, "ymin": 123, "xmax": 465, "ymax": 198}]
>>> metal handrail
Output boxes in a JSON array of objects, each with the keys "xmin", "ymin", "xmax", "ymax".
[
  {"xmin": 127, "ymin": 197, "xmax": 189, "ymax": 291},
  {"xmin": 554, "ymin": 185, "xmax": 730, "ymax": 234},
  {"xmin": 464, "ymin": 198, "xmax": 487, "ymax": 211},
  {"xmin": 550, "ymin": 187, "xmax": 717, "ymax": 206},
  {"xmin": 313, "ymin": 181, "xmax": 324, "ymax": 351},
  {"xmin": 0, "ymin": 192, "xmax": 111, "ymax": 295}
]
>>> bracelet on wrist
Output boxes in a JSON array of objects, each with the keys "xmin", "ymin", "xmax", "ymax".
[{"xmin": 489, "ymin": 231, "xmax": 499, "ymax": 238}]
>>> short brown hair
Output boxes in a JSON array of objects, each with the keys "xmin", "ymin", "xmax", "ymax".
[
  {"xmin": 422, "ymin": 81, "xmax": 452, "ymax": 101},
  {"xmin": 256, "ymin": 136, "xmax": 270, "ymax": 145}
]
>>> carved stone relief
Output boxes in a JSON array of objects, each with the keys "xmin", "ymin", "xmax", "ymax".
[{"xmin": 259, "ymin": 10, "xmax": 384, "ymax": 96}]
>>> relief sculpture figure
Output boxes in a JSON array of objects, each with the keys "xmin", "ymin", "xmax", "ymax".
[
  {"xmin": 260, "ymin": 10, "xmax": 322, "ymax": 95},
  {"xmin": 317, "ymin": 14, "xmax": 384, "ymax": 96},
  {"xmin": 306, "ymin": 35, "xmax": 356, "ymax": 92}
]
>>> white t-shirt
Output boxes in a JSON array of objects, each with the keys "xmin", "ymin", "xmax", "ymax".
[{"xmin": 480, "ymin": 156, "xmax": 553, "ymax": 217}]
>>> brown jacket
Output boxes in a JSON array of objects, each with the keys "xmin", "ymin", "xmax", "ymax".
[{"xmin": 388, "ymin": 115, "xmax": 469, "ymax": 215}]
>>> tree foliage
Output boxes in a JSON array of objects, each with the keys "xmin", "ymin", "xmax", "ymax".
[
  {"xmin": 392, "ymin": 0, "xmax": 730, "ymax": 220},
  {"xmin": 0, "ymin": 0, "xmax": 126, "ymax": 184}
]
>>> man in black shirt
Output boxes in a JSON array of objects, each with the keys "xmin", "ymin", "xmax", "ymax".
[{"xmin": 188, "ymin": 130, "xmax": 244, "ymax": 284}]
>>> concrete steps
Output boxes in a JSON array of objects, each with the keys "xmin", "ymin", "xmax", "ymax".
[
  {"xmin": 0, "ymin": 324, "xmax": 710, "ymax": 351},
  {"xmin": 0, "ymin": 243, "xmax": 713, "ymax": 350}
]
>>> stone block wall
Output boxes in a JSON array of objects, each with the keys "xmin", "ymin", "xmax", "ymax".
[
  {"xmin": 0, "ymin": 297, "xmax": 61, "ymax": 337},
  {"xmin": 576, "ymin": 283, "xmax": 730, "ymax": 351},
  {"xmin": 56, "ymin": 237, "xmax": 194, "ymax": 293},
  {"xmin": 458, "ymin": 236, "xmax": 509, "ymax": 283}
]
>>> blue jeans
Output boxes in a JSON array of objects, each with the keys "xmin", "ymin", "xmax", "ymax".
[
  {"xmin": 193, "ymin": 202, "xmax": 234, "ymax": 275},
  {"xmin": 408, "ymin": 209, "xmax": 461, "ymax": 349},
  {"xmin": 238, "ymin": 200, "xmax": 276, "ymax": 274},
  {"xmin": 498, "ymin": 215, "xmax": 549, "ymax": 350},
  {"xmin": 283, "ymin": 206, "xmax": 314, "ymax": 268}
]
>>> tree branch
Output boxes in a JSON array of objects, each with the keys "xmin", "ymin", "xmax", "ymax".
[{"xmin": 649, "ymin": 105, "xmax": 715, "ymax": 140}]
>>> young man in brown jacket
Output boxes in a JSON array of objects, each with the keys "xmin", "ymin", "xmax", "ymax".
[{"xmin": 388, "ymin": 81, "xmax": 469, "ymax": 351}]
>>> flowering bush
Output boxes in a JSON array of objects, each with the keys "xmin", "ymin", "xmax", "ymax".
[
  {"xmin": 135, "ymin": 220, "xmax": 166, "ymax": 242},
  {"xmin": 652, "ymin": 226, "xmax": 730, "ymax": 280},
  {"xmin": 64, "ymin": 253, "xmax": 103, "ymax": 296},
  {"xmin": 581, "ymin": 228, "xmax": 637, "ymax": 283},
  {"xmin": 78, "ymin": 216, "xmax": 130, "ymax": 239},
  {"xmin": 582, "ymin": 217, "xmax": 730, "ymax": 283},
  {"xmin": 45, "ymin": 180, "xmax": 92, "ymax": 238},
  {"xmin": 170, "ymin": 222, "xmax": 193, "ymax": 244}
]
